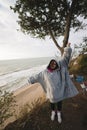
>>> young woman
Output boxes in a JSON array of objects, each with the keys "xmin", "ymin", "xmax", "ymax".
[
  {"xmin": 47, "ymin": 59, "xmax": 63, "ymax": 123},
  {"xmin": 28, "ymin": 43, "xmax": 79, "ymax": 123}
]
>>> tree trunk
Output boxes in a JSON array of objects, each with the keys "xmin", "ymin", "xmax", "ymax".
[
  {"xmin": 48, "ymin": 27, "xmax": 63, "ymax": 55},
  {"xmin": 63, "ymin": 0, "xmax": 76, "ymax": 47},
  {"xmin": 48, "ymin": 0, "xmax": 76, "ymax": 55}
]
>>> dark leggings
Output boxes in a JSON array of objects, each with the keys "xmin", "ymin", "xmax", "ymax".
[{"xmin": 50, "ymin": 101, "xmax": 62, "ymax": 111}]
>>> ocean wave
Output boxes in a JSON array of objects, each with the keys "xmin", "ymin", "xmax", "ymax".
[{"xmin": 0, "ymin": 65, "xmax": 46, "ymax": 92}]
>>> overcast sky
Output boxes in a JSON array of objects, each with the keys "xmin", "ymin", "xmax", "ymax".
[{"xmin": 0, "ymin": 0, "xmax": 87, "ymax": 60}]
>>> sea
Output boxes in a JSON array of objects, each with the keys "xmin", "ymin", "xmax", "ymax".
[{"xmin": 0, "ymin": 57, "xmax": 53, "ymax": 93}]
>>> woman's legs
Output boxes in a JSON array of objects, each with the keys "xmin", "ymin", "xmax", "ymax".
[
  {"xmin": 50, "ymin": 101, "xmax": 62, "ymax": 122},
  {"xmin": 56, "ymin": 101, "xmax": 62, "ymax": 111},
  {"xmin": 56, "ymin": 101, "xmax": 62, "ymax": 123},
  {"xmin": 50, "ymin": 103, "xmax": 56, "ymax": 121},
  {"xmin": 50, "ymin": 101, "xmax": 62, "ymax": 123},
  {"xmin": 50, "ymin": 103, "xmax": 55, "ymax": 111}
]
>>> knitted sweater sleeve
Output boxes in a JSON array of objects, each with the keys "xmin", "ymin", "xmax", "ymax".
[{"xmin": 60, "ymin": 46, "xmax": 72, "ymax": 67}]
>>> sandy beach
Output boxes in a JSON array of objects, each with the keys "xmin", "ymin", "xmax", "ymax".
[
  {"xmin": 3, "ymin": 83, "xmax": 45, "ymax": 128},
  {"xmin": 14, "ymin": 83, "xmax": 45, "ymax": 107}
]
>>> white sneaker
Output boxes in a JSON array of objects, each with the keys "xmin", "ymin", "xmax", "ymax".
[
  {"xmin": 57, "ymin": 112, "xmax": 62, "ymax": 123},
  {"xmin": 51, "ymin": 111, "xmax": 56, "ymax": 121}
]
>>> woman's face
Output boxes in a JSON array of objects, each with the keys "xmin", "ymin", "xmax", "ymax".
[{"xmin": 50, "ymin": 60, "xmax": 57, "ymax": 70}]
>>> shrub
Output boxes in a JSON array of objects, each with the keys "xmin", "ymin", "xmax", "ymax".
[
  {"xmin": 0, "ymin": 90, "xmax": 16, "ymax": 126},
  {"xmin": 69, "ymin": 54, "xmax": 87, "ymax": 74}
]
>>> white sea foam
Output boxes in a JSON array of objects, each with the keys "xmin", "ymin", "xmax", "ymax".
[
  {"xmin": 0, "ymin": 65, "xmax": 46, "ymax": 92},
  {"xmin": 0, "ymin": 57, "xmax": 54, "ymax": 92}
]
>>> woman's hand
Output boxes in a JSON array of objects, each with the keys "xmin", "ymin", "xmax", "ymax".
[{"xmin": 67, "ymin": 42, "xmax": 71, "ymax": 47}]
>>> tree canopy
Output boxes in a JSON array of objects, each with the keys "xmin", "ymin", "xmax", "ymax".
[{"xmin": 11, "ymin": 0, "xmax": 87, "ymax": 53}]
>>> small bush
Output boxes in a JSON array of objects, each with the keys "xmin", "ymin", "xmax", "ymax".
[
  {"xmin": 69, "ymin": 54, "xmax": 87, "ymax": 74},
  {"xmin": 0, "ymin": 90, "xmax": 16, "ymax": 126}
]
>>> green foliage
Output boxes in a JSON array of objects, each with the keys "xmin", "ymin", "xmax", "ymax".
[
  {"xmin": 11, "ymin": 0, "xmax": 87, "ymax": 39},
  {"xmin": 3, "ymin": 97, "xmax": 46, "ymax": 130},
  {"xmin": 69, "ymin": 54, "xmax": 87, "ymax": 74},
  {"xmin": 0, "ymin": 90, "xmax": 16, "ymax": 125},
  {"xmin": 78, "ymin": 54, "xmax": 87, "ymax": 68}
]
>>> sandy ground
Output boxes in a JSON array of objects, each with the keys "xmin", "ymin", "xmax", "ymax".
[
  {"xmin": 14, "ymin": 83, "xmax": 44, "ymax": 107},
  {"xmin": 2, "ymin": 83, "xmax": 45, "ymax": 128}
]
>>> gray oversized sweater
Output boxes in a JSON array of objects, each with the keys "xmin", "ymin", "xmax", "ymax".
[{"xmin": 29, "ymin": 47, "xmax": 78, "ymax": 103}]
